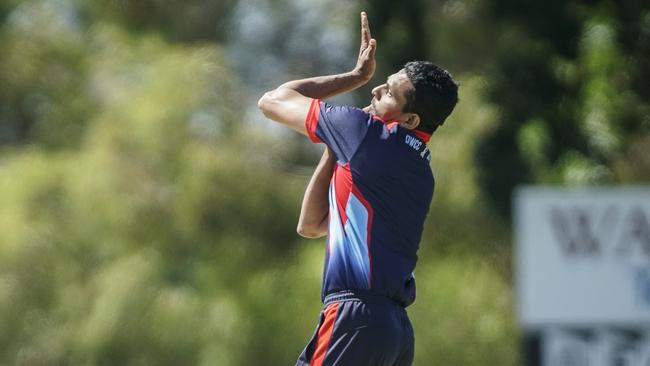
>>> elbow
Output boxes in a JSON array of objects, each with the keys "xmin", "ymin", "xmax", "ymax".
[
  {"xmin": 257, "ymin": 91, "xmax": 273, "ymax": 116},
  {"xmin": 258, "ymin": 89, "xmax": 284, "ymax": 119},
  {"xmin": 296, "ymin": 222, "xmax": 326, "ymax": 239}
]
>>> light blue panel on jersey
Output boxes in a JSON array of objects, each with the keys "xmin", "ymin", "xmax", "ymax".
[
  {"xmin": 326, "ymin": 184, "xmax": 371, "ymax": 290},
  {"xmin": 343, "ymin": 192, "xmax": 371, "ymax": 288}
]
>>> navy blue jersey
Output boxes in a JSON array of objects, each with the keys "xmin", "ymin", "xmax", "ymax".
[{"xmin": 305, "ymin": 99, "xmax": 434, "ymax": 307}]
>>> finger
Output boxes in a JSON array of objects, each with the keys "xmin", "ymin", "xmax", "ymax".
[
  {"xmin": 368, "ymin": 38, "xmax": 377, "ymax": 58},
  {"xmin": 362, "ymin": 39, "xmax": 376, "ymax": 54},
  {"xmin": 361, "ymin": 12, "xmax": 370, "ymax": 47},
  {"xmin": 364, "ymin": 12, "xmax": 372, "ymax": 40},
  {"xmin": 360, "ymin": 38, "xmax": 375, "ymax": 57}
]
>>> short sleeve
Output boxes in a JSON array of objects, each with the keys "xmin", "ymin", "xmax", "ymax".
[{"xmin": 304, "ymin": 99, "xmax": 372, "ymax": 163}]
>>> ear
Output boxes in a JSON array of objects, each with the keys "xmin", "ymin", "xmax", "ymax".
[{"xmin": 400, "ymin": 113, "xmax": 421, "ymax": 130}]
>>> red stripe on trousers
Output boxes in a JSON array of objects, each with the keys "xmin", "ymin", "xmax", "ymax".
[{"xmin": 309, "ymin": 303, "xmax": 340, "ymax": 366}]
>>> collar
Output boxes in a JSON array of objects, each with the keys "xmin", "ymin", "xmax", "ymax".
[
  {"xmin": 371, "ymin": 114, "xmax": 431, "ymax": 143},
  {"xmin": 410, "ymin": 128, "xmax": 431, "ymax": 143}
]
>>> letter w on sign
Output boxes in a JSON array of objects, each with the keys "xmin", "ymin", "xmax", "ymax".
[{"xmin": 548, "ymin": 206, "xmax": 617, "ymax": 257}]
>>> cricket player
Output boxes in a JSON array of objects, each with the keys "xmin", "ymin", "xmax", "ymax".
[{"xmin": 258, "ymin": 11, "xmax": 458, "ymax": 366}]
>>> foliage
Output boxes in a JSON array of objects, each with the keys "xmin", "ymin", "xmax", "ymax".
[{"xmin": 476, "ymin": 0, "xmax": 650, "ymax": 214}]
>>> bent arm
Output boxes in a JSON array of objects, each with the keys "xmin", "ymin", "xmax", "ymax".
[
  {"xmin": 297, "ymin": 148, "xmax": 336, "ymax": 238},
  {"xmin": 257, "ymin": 12, "xmax": 376, "ymax": 134},
  {"xmin": 257, "ymin": 71, "xmax": 369, "ymax": 135},
  {"xmin": 257, "ymin": 88, "xmax": 313, "ymax": 135}
]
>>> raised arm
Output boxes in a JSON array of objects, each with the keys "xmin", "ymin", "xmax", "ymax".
[
  {"xmin": 296, "ymin": 148, "xmax": 336, "ymax": 238},
  {"xmin": 257, "ymin": 12, "xmax": 376, "ymax": 134}
]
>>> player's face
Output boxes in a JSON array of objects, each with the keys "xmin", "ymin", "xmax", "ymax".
[{"xmin": 364, "ymin": 69, "xmax": 413, "ymax": 123}]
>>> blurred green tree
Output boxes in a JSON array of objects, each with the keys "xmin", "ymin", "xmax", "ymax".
[
  {"xmin": 0, "ymin": 0, "xmax": 94, "ymax": 148},
  {"xmin": 78, "ymin": 0, "xmax": 238, "ymax": 42},
  {"xmin": 0, "ymin": 2, "xmax": 311, "ymax": 364},
  {"xmin": 476, "ymin": 0, "xmax": 650, "ymax": 214}
]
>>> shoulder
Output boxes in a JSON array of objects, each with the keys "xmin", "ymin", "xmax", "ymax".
[{"xmin": 320, "ymin": 102, "xmax": 372, "ymax": 122}]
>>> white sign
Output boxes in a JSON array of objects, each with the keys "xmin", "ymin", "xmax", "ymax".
[
  {"xmin": 515, "ymin": 187, "xmax": 650, "ymax": 327},
  {"xmin": 543, "ymin": 328, "xmax": 650, "ymax": 366}
]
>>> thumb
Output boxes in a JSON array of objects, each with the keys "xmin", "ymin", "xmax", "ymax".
[{"xmin": 368, "ymin": 39, "xmax": 377, "ymax": 57}]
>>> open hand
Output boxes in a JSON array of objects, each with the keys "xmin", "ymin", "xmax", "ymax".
[{"xmin": 353, "ymin": 12, "xmax": 376, "ymax": 81}]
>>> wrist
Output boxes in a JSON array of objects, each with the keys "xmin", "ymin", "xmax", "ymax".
[{"xmin": 349, "ymin": 69, "xmax": 372, "ymax": 83}]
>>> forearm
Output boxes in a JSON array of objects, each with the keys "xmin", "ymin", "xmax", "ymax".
[
  {"xmin": 297, "ymin": 148, "xmax": 336, "ymax": 238},
  {"xmin": 278, "ymin": 71, "xmax": 370, "ymax": 100},
  {"xmin": 258, "ymin": 12, "xmax": 375, "ymax": 132},
  {"xmin": 257, "ymin": 71, "xmax": 369, "ymax": 134}
]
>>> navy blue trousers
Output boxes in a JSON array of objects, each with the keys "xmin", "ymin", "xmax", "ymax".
[{"xmin": 295, "ymin": 290, "xmax": 414, "ymax": 366}]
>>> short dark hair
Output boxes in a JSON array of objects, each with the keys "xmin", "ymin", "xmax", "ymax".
[{"xmin": 403, "ymin": 61, "xmax": 459, "ymax": 134}]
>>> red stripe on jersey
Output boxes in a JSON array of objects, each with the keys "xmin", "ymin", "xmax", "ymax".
[
  {"xmin": 305, "ymin": 99, "xmax": 322, "ymax": 143},
  {"xmin": 333, "ymin": 163, "xmax": 353, "ymax": 225},
  {"xmin": 370, "ymin": 114, "xmax": 396, "ymax": 124},
  {"xmin": 411, "ymin": 128, "xmax": 432, "ymax": 143},
  {"xmin": 370, "ymin": 114, "xmax": 431, "ymax": 143},
  {"xmin": 309, "ymin": 303, "xmax": 340, "ymax": 366},
  {"xmin": 387, "ymin": 121, "xmax": 399, "ymax": 130}
]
